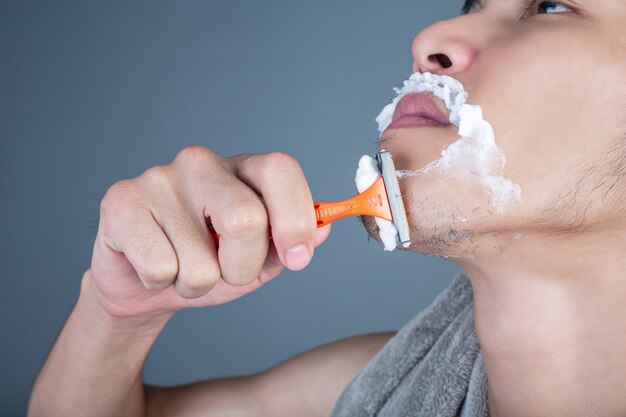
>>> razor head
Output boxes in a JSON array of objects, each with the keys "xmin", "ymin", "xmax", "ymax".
[{"xmin": 377, "ymin": 151, "xmax": 411, "ymax": 248}]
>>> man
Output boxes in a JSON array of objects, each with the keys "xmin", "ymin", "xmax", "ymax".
[{"xmin": 29, "ymin": 0, "xmax": 626, "ymax": 416}]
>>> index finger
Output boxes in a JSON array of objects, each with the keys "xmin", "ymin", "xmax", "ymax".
[{"xmin": 233, "ymin": 152, "xmax": 317, "ymax": 271}]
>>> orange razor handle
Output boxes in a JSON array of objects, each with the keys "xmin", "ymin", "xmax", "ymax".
[
  {"xmin": 210, "ymin": 176, "xmax": 392, "ymax": 246},
  {"xmin": 314, "ymin": 176, "xmax": 392, "ymax": 226}
]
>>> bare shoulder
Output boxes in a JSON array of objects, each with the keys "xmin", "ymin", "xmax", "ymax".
[
  {"xmin": 146, "ymin": 332, "xmax": 395, "ymax": 417},
  {"xmin": 255, "ymin": 331, "xmax": 396, "ymax": 417}
]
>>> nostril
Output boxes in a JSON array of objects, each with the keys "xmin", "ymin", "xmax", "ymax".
[{"xmin": 428, "ymin": 53, "xmax": 453, "ymax": 69}]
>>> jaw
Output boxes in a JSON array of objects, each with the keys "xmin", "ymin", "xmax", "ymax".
[{"xmin": 370, "ymin": 72, "xmax": 524, "ymax": 257}]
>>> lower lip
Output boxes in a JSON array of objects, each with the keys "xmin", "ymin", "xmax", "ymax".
[{"xmin": 385, "ymin": 115, "xmax": 450, "ymax": 132}]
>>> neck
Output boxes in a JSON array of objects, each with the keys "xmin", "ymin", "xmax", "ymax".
[{"xmin": 456, "ymin": 228, "xmax": 626, "ymax": 417}]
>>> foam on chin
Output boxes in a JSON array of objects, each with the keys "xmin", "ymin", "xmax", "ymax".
[
  {"xmin": 354, "ymin": 155, "xmax": 399, "ymax": 251},
  {"xmin": 380, "ymin": 72, "xmax": 522, "ymax": 214}
]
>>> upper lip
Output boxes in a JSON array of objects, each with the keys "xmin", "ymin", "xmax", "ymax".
[{"xmin": 392, "ymin": 93, "xmax": 452, "ymax": 126}]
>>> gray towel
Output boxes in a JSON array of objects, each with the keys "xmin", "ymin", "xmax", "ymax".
[{"xmin": 330, "ymin": 273, "xmax": 489, "ymax": 417}]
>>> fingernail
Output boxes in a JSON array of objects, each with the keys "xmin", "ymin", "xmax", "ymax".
[{"xmin": 284, "ymin": 244, "xmax": 311, "ymax": 271}]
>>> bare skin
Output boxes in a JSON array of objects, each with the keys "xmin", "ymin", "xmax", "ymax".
[
  {"xmin": 365, "ymin": 0, "xmax": 626, "ymax": 416},
  {"xmin": 29, "ymin": 0, "xmax": 626, "ymax": 416},
  {"xmin": 28, "ymin": 147, "xmax": 395, "ymax": 417},
  {"xmin": 31, "ymin": 271, "xmax": 393, "ymax": 417}
]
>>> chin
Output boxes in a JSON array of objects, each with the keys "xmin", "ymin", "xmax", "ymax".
[
  {"xmin": 361, "ymin": 212, "xmax": 479, "ymax": 259},
  {"xmin": 407, "ymin": 228, "xmax": 478, "ymax": 260}
]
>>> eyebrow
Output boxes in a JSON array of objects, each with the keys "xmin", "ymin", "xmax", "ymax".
[{"xmin": 461, "ymin": 0, "xmax": 484, "ymax": 14}]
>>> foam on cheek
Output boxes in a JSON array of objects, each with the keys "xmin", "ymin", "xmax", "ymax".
[
  {"xmin": 381, "ymin": 73, "xmax": 522, "ymax": 213},
  {"xmin": 355, "ymin": 155, "xmax": 399, "ymax": 251}
]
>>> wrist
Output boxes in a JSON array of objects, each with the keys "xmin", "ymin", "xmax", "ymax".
[
  {"xmin": 29, "ymin": 271, "xmax": 170, "ymax": 417},
  {"xmin": 79, "ymin": 269, "xmax": 173, "ymax": 336}
]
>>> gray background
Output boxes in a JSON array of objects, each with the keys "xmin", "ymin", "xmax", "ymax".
[{"xmin": 0, "ymin": 1, "xmax": 462, "ymax": 415}]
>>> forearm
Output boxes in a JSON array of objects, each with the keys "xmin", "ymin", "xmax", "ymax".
[{"xmin": 28, "ymin": 270, "xmax": 172, "ymax": 417}]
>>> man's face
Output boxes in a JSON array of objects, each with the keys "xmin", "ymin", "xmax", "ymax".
[{"xmin": 367, "ymin": 0, "xmax": 626, "ymax": 258}]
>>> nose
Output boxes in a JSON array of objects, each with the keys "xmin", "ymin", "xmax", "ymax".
[{"xmin": 412, "ymin": 16, "xmax": 477, "ymax": 76}]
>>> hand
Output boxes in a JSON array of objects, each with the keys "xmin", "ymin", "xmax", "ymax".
[{"xmin": 87, "ymin": 146, "xmax": 331, "ymax": 318}]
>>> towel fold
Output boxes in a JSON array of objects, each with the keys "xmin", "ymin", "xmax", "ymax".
[{"xmin": 331, "ymin": 273, "xmax": 489, "ymax": 417}]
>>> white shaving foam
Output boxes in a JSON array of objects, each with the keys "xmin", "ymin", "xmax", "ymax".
[
  {"xmin": 355, "ymin": 155, "xmax": 399, "ymax": 251},
  {"xmin": 378, "ymin": 72, "xmax": 521, "ymax": 213},
  {"xmin": 376, "ymin": 72, "xmax": 467, "ymax": 130}
]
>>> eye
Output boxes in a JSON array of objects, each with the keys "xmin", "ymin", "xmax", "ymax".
[
  {"xmin": 524, "ymin": 1, "xmax": 575, "ymax": 16},
  {"xmin": 537, "ymin": 1, "xmax": 572, "ymax": 14}
]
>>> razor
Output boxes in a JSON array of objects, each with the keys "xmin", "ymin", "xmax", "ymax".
[
  {"xmin": 313, "ymin": 150, "xmax": 410, "ymax": 248},
  {"xmin": 210, "ymin": 150, "xmax": 411, "ymax": 249}
]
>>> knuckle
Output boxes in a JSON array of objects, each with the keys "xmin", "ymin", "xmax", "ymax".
[
  {"xmin": 223, "ymin": 203, "xmax": 268, "ymax": 237},
  {"xmin": 139, "ymin": 165, "xmax": 172, "ymax": 189},
  {"xmin": 138, "ymin": 261, "xmax": 177, "ymax": 289},
  {"xmin": 100, "ymin": 180, "xmax": 140, "ymax": 217},
  {"xmin": 178, "ymin": 268, "xmax": 220, "ymax": 297},
  {"xmin": 184, "ymin": 268, "xmax": 220, "ymax": 290},
  {"xmin": 224, "ymin": 273, "xmax": 257, "ymax": 287},
  {"xmin": 261, "ymin": 152, "xmax": 300, "ymax": 176},
  {"xmin": 292, "ymin": 217, "xmax": 315, "ymax": 235},
  {"xmin": 274, "ymin": 217, "xmax": 314, "ymax": 240},
  {"xmin": 174, "ymin": 145, "xmax": 219, "ymax": 167}
]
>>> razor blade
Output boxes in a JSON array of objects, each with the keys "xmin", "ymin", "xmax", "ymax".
[{"xmin": 377, "ymin": 150, "xmax": 411, "ymax": 248}]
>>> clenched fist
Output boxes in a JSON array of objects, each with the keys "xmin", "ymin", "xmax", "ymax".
[{"xmin": 86, "ymin": 146, "xmax": 332, "ymax": 318}]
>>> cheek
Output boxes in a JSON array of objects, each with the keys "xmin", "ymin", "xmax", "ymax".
[
  {"xmin": 399, "ymin": 170, "xmax": 515, "ymax": 235},
  {"xmin": 381, "ymin": 126, "xmax": 460, "ymax": 171},
  {"xmin": 468, "ymin": 27, "xmax": 621, "ymax": 210}
]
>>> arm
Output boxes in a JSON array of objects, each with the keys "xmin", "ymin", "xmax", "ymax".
[
  {"xmin": 28, "ymin": 270, "xmax": 170, "ymax": 417},
  {"xmin": 146, "ymin": 332, "xmax": 395, "ymax": 417},
  {"xmin": 29, "ymin": 271, "xmax": 393, "ymax": 417},
  {"xmin": 29, "ymin": 146, "xmax": 376, "ymax": 417}
]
